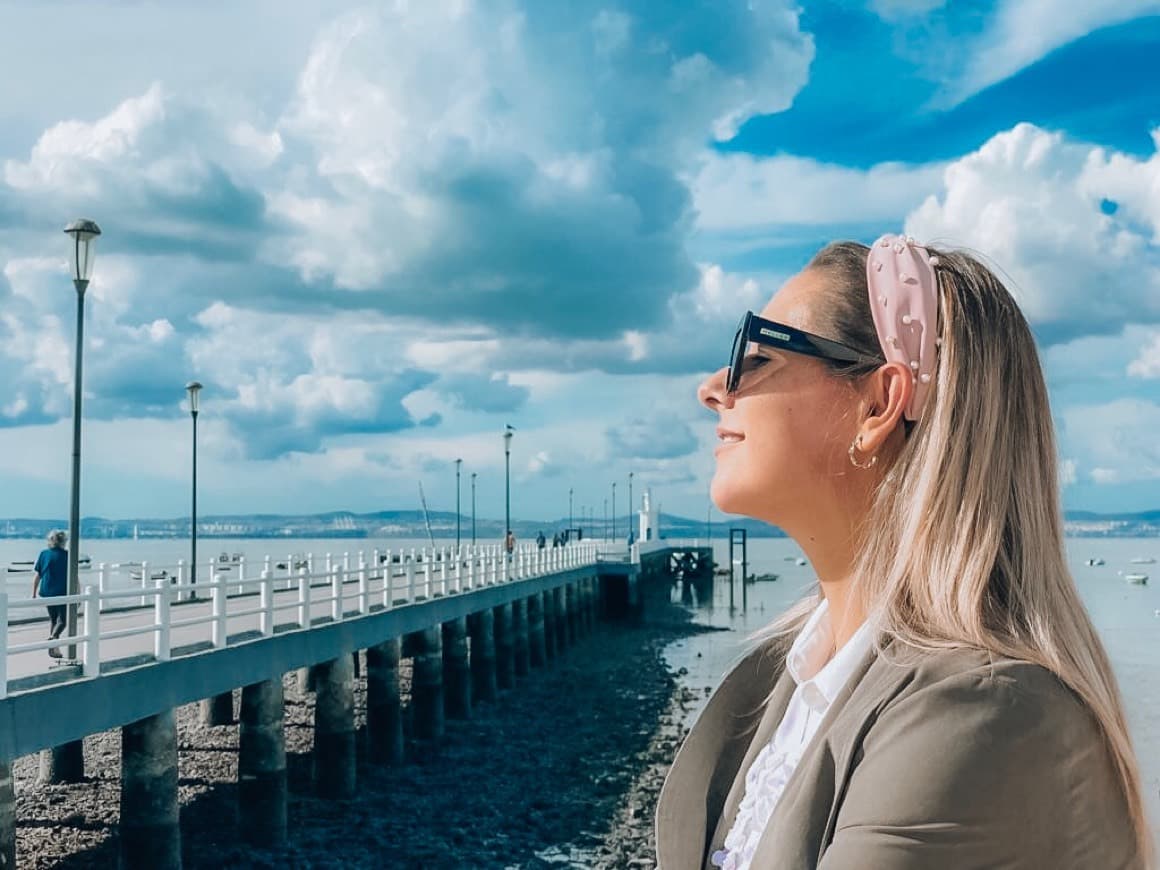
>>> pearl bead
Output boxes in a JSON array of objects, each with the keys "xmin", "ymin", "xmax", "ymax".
[
  {"xmin": 909, "ymin": 360, "xmax": 919, "ymax": 370},
  {"xmin": 928, "ymin": 255, "xmax": 940, "ymax": 266},
  {"xmin": 919, "ymin": 373, "xmax": 931, "ymax": 384},
  {"xmin": 901, "ymin": 314, "xmax": 913, "ymax": 324}
]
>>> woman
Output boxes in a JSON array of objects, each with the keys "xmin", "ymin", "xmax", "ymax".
[
  {"xmin": 32, "ymin": 529, "xmax": 70, "ymax": 659},
  {"xmin": 655, "ymin": 235, "xmax": 1150, "ymax": 869}
]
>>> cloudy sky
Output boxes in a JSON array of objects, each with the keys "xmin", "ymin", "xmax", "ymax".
[{"xmin": 0, "ymin": 0, "xmax": 1158, "ymax": 526}]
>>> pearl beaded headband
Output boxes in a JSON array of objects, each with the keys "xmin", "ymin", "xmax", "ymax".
[{"xmin": 866, "ymin": 234, "xmax": 940, "ymax": 421}]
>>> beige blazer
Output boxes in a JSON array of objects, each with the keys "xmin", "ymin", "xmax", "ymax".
[{"xmin": 655, "ymin": 634, "xmax": 1144, "ymax": 869}]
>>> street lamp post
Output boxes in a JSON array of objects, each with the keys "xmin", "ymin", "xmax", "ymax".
[
  {"xmin": 455, "ymin": 458, "xmax": 462, "ymax": 549},
  {"xmin": 186, "ymin": 381, "xmax": 203, "ymax": 599},
  {"xmin": 611, "ymin": 482, "xmax": 617, "ymax": 542},
  {"xmin": 471, "ymin": 472, "xmax": 477, "ymax": 545},
  {"xmin": 503, "ymin": 426, "xmax": 514, "ymax": 539},
  {"xmin": 628, "ymin": 472, "xmax": 634, "ymax": 542},
  {"xmin": 603, "ymin": 498, "xmax": 608, "ymax": 542},
  {"xmin": 64, "ymin": 219, "xmax": 101, "ymax": 662}
]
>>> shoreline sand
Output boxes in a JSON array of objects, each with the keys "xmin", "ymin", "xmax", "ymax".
[{"xmin": 12, "ymin": 601, "xmax": 706, "ymax": 868}]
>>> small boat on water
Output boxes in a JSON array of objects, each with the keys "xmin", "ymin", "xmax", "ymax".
[
  {"xmin": 748, "ymin": 573, "xmax": 779, "ymax": 583},
  {"xmin": 1085, "ymin": 558, "xmax": 1106, "ymax": 566},
  {"xmin": 795, "ymin": 558, "xmax": 808, "ymax": 566},
  {"xmin": 1124, "ymin": 573, "xmax": 1148, "ymax": 586},
  {"xmin": 130, "ymin": 569, "xmax": 170, "ymax": 582},
  {"xmin": 1129, "ymin": 557, "xmax": 1156, "ymax": 564}
]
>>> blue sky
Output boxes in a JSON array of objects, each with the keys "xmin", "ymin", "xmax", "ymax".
[{"xmin": 0, "ymin": 0, "xmax": 1157, "ymax": 525}]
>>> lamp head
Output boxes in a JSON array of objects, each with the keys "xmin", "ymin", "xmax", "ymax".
[
  {"xmin": 186, "ymin": 380, "xmax": 203, "ymax": 414},
  {"xmin": 64, "ymin": 219, "xmax": 102, "ymax": 284}
]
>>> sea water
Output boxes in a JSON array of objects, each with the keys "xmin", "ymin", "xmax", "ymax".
[{"xmin": 662, "ymin": 536, "xmax": 1160, "ymax": 843}]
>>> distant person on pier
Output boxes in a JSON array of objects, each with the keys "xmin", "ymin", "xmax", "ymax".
[
  {"xmin": 536, "ymin": 530, "xmax": 546, "ymax": 550},
  {"xmin": 504, "ymin": 530, "xmax": 516, "ymax": 558},
  {"xmin": 31, "ymin": 529, "xmax": 69, "ymax": 658},
  {"xmin": 657, "ymin": 234, "xmax": 1150, "ymax": 869}
]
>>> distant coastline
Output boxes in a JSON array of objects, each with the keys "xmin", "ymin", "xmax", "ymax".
[{"xmin": 0, "ymin": 508, "xmax": 1156, "ymax": 540}]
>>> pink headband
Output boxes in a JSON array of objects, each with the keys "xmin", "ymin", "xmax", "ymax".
[{"xmin": 866, "ymin": 234, "xmax": 940, "ymax": 421}]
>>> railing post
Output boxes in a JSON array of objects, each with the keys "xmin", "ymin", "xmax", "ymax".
[
  {"xmin": 212, "ymin": 573, "xmax": 227, "ymax": 649},
  {"xmin": 382, "ymin": 561, "xmax": 394, "ymax": 609},
  {"xmin": 82, "ymin": 585, "xmax": 99, "ymax": 678},
  {"xmin": 260, "ymin": 569, "xmax": 274, "ymax": 637},
  {"xmin": 139, "ymin": 560, "xmax": 150, "ymax": 608},
  {"xmin": 98, "ymin": 562, "xmax": 108, "ymax": 612},
  {"xmin": 358, "ymin": 553, "xmax": 369, "ymax": 615},
  {"xmin": 0, "ymin": 592, "xmax": 8, "ymax": 700},
  {"xmin": 154, "ymin": 578, "xmax": 170, "ymax": 662},
  {"xmin": 467, "ymin": 556, "xmax": 475, "ymax": 591},
  {"xmin": 440, "ymin": 555, "xmax": 448, "ymax": 596},
  {"xmin": 406, "ymin": 561, "xmax": 417, "ymax": 603},
  {"xmin": 298, "ymin": 567, "xmax": 311, "ymax": 629},
  {"xmin": 424, "ymin": 561, "xmax": 432, "ymax": 599},
  {"xmin": 237, "ymin": 556, "xmax": 247, "ymax": 596},
  {"xmin": 331, "ymin": 565, "xmax": 343, "ymax": 622}
]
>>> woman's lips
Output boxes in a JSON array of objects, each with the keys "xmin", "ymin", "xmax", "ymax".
[{"xmin": 715, "ymin": 427, "xmax": 744, "ymax": 454}]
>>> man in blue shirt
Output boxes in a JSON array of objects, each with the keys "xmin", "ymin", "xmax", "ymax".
[{"xmin": 32, "ymin": 530, "xmax": 69, "ymax": 658}]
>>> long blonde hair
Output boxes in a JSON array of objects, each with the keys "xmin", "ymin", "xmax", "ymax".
[{"xmin": 757, "ymin": 240, "xmax": 1151, "ymax": 861}]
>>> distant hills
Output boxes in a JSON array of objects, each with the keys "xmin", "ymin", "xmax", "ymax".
[{"xmin": 0, "ymin": 507, "xmax": 1156, "ymax": 539}]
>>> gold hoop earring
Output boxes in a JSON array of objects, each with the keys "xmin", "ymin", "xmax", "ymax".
[{"xmin": 848, "ymin": 435, "xmax": 878, "ymax": 470}]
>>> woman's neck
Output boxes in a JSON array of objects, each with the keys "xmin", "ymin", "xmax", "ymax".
[{"xmin": 793, "ymin": 524, "xmax": 867, "ymax": 650}]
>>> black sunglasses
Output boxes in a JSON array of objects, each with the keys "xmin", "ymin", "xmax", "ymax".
[{"xmin": 727, "ymin": 311, "xmax": 878, "ymax": 394}]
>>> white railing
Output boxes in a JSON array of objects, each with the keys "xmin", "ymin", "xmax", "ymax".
[{"xmin": 0, "ymin": 541, "xmax": 601, "ymax": 700}]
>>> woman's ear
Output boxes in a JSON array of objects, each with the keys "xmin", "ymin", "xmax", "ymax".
[{"xmin": 857, "ymin": 362, "xmax": 912, "ymax": 453}]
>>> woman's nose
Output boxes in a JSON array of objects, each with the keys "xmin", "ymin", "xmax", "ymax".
[{"xmin": 698, "ymin": 367, "xmax": 733, "ymax": 412}]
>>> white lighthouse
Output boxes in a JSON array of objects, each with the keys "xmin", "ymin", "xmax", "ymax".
[{"xmin": 639, "ymin": 488, "xmax": 660, "ymax": 542}]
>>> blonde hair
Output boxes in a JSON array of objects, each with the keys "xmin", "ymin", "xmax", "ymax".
[{"xmin": 755, "ymin": 241, "xmax": 1152, "ymax": 862}]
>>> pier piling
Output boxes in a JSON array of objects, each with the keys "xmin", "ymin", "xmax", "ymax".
[
  {"xmin": 238, "ymin": 678, "xmax": 287, "ymax": 846},
  {"xmin": 494, "ymin": 603, "xmax": 515, "ymax": 690},
  {"xmin": 366, "ymin": 639, "xmax": 405, "ymax": 765},
  {"xmin": 554, "ymin": 586, "xmax": 569, "ymax": 651},
  {"xmin": 543, "ymin": 587, "xmax": 557, "ymax": 659},
  {"xmin": 200, "ymin": 690, "xmax": 234, "ymax": 726},
  {"xmin": 120, "ymin": 710, "xmax": 181, "ymax": 870},
  {"xmin": 442, "ymin": 618, "xmax": 471, "ymax": 719},
  {"xmin": 527, "ymin": 592, "xmax": 547, "ymax": 668},
  {"xmin": 409, "ymin": 627, "xmax": 445, "ymax": 742},
  {"xmin": 313, "ymin": 656, "xmax": 356, "ymax": 799},
  {"xmin": 467, "ymin": 610, "xmax": 497, "ymax": 704},
  {"xmin": 513, "ymin": 598, "xmax": 530, "ymax": 677},
  {"xmin": 568, "ymin": 583, "xmax": 581, "ymax": 642},
  {"xmin": 38, "ymin": 740, "xmax": 84, "ymax": 785},
  {"xmin": 1, "ymin": 759, "xmax": 14, "ymax": 870}
]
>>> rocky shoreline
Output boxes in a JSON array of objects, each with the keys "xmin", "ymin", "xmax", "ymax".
[{"xmin": 12, "ymin": 602, "xmax": 709, "ymax": 869}]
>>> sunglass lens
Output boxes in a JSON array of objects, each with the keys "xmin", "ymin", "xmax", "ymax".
[{"xmin": 728, "ymin": 317, "xmax": 747, "ymax": 393}]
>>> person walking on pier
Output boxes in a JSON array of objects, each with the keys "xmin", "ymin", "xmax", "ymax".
[
  {"xmin": 31, "ymin": 529, "xmax": 69, "ymax": 658},
  {"xmin": 657, "ymin": 234, "xmax": 1150, "ymax": 869},
  {"xmin": 504, "ymin": 530, "xmax": 516, "ymax": 558}
]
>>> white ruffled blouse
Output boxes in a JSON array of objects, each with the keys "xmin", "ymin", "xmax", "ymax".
[{"xmin": 711, "ymin": 599, "xmax": 875, "ymax": 870}]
